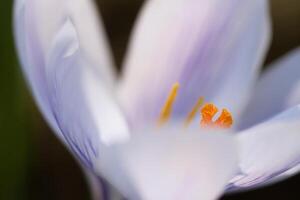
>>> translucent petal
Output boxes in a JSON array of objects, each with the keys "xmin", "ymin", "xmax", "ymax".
[
  {"xmin": 98, "ymin": 125, "xmax": 238, "ymax": 200},
  {"xmin": 44, "ymin": 21, "xmax": 130, "ymax": 168},
  {"xmin": 14, "ymin": 0, "xmax": 115, "ymax": 95},
  {"xmin": 239, "ymin": 48, "xmax": 300, "ymax": 129},
  {"xmin": 118, "ymin": 0, "xmax": 271, "ymax": 127},
  {"xmin": 14, "ymin": 0, "xmax": 126, "ymax": 169},
  {"xmin": 230, "ymin": 105, "xmax": 300, "ymax": 190}
]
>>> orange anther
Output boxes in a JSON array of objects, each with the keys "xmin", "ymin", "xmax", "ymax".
[
  {"xmin": 215, "ymin": 109, "xmax": 233, "ymax": 128},
  {"xmin": 201, "ymin": 104, "xmax": 233, "ymax": 129},
  {"xmin": 200, "ymin": 103, "xmax": 219, "ymax": 127},
  {"xmin": 157, "ymin": 83, "xmax": 233, "ymax": 129}
]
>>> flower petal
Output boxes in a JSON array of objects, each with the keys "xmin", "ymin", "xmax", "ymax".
[
  {"xmin": 97, "ymin": 125, "xmax": 238, "ymax": 200},
  {"xmin": 43, "ymin": 20, "xmax": 129, "ymax": 169},
  {"xmin": 118, "ymin": 0, "xmax": 271, "ymax": 127},
  {"xmin": 229, "ymin": 105, "xmax": 300, "ymax": 190},
  {"xmin": 238, "ymin": 48, "xmax": 300, "ymax": 129},
  {"xmin": 14, "ymin": 0, "xmax": 60, "ymax": 134},
  {"xmin": 14, "ymin": 0, "xmax": 115, "ymax": 88},
  {"xmin": 14, "ymin": 0, "xmax": 125, "ymax": 169}
]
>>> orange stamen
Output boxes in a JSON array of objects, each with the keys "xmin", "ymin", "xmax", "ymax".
[
  {"xmin": 184, "ymin": 97, "xmax": 204, "ymax": 127},
  {"xmin": 215, "ymin": 109, "xmax": 233, "ymax": 128},
  {"xmin": 157, "ymin": 83, "xmax": 180, "ymax": 126},
  {"xmin": 200, "ymin": 103, "xmax": 219, "ymax": 127},
  {"xmin": 157, "ymin": 82, "xmax": 233, "ymax": 129},
  {"xmin": 201, "ymin": 103, "xmax": 233, "ymax": 129}
]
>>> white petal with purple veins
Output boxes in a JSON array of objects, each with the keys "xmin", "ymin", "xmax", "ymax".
[
  {"xmin": 239, "ymin": 48, "xmax": 300, "ymax": 129},
  {"xmin": 14, "ymin": 0, "xmax": 115, "ymax": 100},
  {"xmin": 230, "ymin": 105, "xmax": 300, "ymax": 190},
  {"xmin": 98, "ymin": 125, "xmax": 238, "ymax": 200},
  {"xmin": 14, "ymin": 0, "xmax": 60, "ymax": 133},
  {"xmin": 14, "ymin": 0, "xmax": 125, "ymax": 169},
  {"xmin": 45, "ymin": 20, "xmax": 129, "ymax": 168},
  {"xmin": 33, "ymin": 0, "xmax": 115, "ymax": 84},
  {"xmin": 118, "ymin": 0, "xmax": 271, "ymax": 127}
]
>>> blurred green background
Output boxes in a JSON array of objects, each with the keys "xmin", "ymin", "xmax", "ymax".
[{"xmin": 0, "ymin": 0, "xmax": 299, "ymax": 199}]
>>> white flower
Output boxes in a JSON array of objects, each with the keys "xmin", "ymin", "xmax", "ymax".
[{"xmin": 14, "ymin": 0, "xmax": 300, "ymax": 199}]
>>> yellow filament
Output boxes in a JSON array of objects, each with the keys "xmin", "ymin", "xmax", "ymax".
[
  {"xmin": 157, "ymin": 82, "xmax": 233, "ymax": 129},
  {"xmin": 157, "ymin": 83, "xmax": 180, "ymax": 125},
  {"xmin": 184, "ymin": 97, "xmax": 204, "ymax": 127}
]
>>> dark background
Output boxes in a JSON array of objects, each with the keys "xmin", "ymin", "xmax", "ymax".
[{"xmin": 0, "ymin": 0, "xmax": 299, "ymax": 199}]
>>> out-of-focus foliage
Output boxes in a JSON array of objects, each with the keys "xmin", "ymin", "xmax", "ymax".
[
  {"xmin": 267, "ymin": 0, "xmax": 300, "ymax": 64},
  {"xmin": 0, "ymin": 1, "xmax": 29, "ymax": 200}
]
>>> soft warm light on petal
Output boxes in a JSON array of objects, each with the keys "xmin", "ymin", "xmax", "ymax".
[
  {"xmin": 118, "ymin": 0, "xmax": 271, "ymax": 127},
  {"xmin": 97, "ymin": 125, "xmax": 238, "ymax": 200},
  {"xmin": 229, "ymin": 105, "xmax": 300, "ymax": 190},
  {"xmin": 239, "ymin": 48, "xmax": 300, "ymax": 129}
]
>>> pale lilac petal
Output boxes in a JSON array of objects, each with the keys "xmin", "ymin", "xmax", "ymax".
[
  {"xmin": 86, "ymin": 172, "xmax": 125, "ymax": 200},
  {"xmin": 14, "ymin": 0, "xmax": 115, "ymax": 88},
  {"xmin": 14, "ymin": 0, "xmax": 60, "ymax": 133},
  {"xmin": 97, "ymin": 125, "xmax": 238, "ymax": 200},
  {"xmin": 229, "ymin": 105, "xmax": 300, "ymax": 190},
  {"xmin": 14, "ymin": 0, "xmax": 116, "ymax": 137},
  {"xmin": 44, "ymin": 20, "xmax": 129, "ymax": 168},
  {"xmin": 118, "ymin": 0, "xmax": 271, "ymax": 127},
  {"xmin": 239, "ymin": 48, "xmax": 300, "ymax": 129},
  {"xmin": 14, "ymin": 0, "xmax": 127, "ymax": 169},
  {"xmin": 33, "ymin": 0, "xmax": 116, "ymax": 85}
]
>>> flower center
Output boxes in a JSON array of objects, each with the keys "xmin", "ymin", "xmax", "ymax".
[{"xmin": 158, "ymin": 83, "xmax": 233, "ymax": 129}]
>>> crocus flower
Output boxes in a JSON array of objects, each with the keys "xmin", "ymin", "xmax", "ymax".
[{"xmin": 14, "ymin": 0, "xmax": 300, "ymax": 199}]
